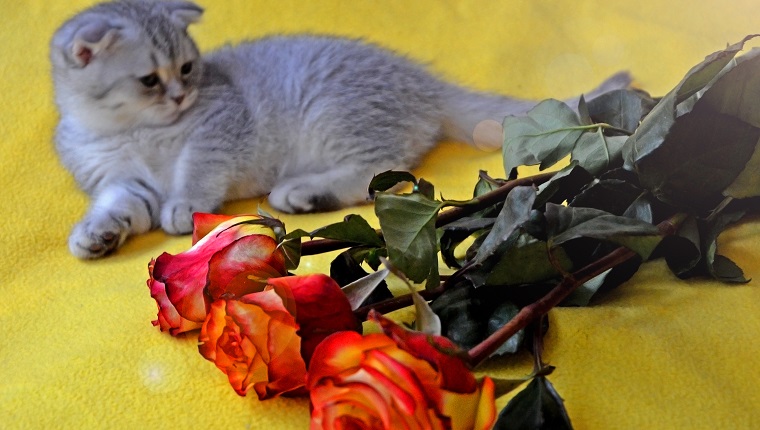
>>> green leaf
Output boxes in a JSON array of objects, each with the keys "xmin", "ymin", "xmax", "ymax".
[
  {"xmin": 494, "ymin": 376, "xmax": 573, "ymax": 430},
  {"xmin": 278, "ymin": 229, "xmax": 310, "ymax": 271},
  {"xmin": 375, "ymin": 192, "xmax": 442, "ymax": 284},
  {"xmin": 546, "ymin": 204, "xmax": 662, "ymax": 259},
  {"xmin": 310, "ymin": 214, "xmax": 383, "ymax": 247},
  {"xmin": 570, "ymin": 129, "xmax": 628, "ymax": 176},
  {"xmin": 502, "ymin": 99, "xmax": 585, "ymax": 173},
  {"xmin": 586, "ymin": 88, "xmax": 656, "ymax": 133}
]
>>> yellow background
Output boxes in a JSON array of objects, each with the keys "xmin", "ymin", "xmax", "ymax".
[{"xmin": 2, "ymin": 0, "xmax": 760, "ymax": 428}]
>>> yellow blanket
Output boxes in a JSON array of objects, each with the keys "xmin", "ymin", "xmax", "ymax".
[{"xmin": 3, "ymin": 0, "xmax": 760, "ymax": 428}]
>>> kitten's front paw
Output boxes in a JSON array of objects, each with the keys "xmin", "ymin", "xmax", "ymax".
[
  {"xmin": 68, "ymin": 216, "xmax": 129, "ymax": 259},
  {"xmin": 269, "ymin": 183, "xmax": 341, "ymax": 214},
  {"xmin": 161, "ymin": 199, "xmax": 212, "ymax": 235}
]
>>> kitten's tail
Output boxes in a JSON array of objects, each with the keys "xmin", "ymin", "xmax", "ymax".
[{"xmin": 440, "ymin": 71, "xmax": 633, "ymax": 150}]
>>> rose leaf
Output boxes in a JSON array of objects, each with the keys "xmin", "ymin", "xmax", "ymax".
[
  {"xmin": 375, "ymin": 192, "xmax": 442, "ymax": 285},
  {"xmin": 310, "ymin": 214, "xmax": 383, "ymax": 247},
  {"xmin": 502, "ymin": 99, "xmax": 585, "ymax": 174},
  {"xmin": 494, "ymin": 376, "xmax": 573, "ymax": 430}
]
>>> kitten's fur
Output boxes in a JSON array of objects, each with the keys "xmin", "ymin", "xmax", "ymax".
[{"xmin": 51, "ymin": 0, "xmax": 630, "ymax": 259}]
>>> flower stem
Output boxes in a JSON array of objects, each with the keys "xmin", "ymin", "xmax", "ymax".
[
  {"xmin": 300, "ymin": 171, "xmax": 556, "ymax": 256},
  {"xmin": 465, "ymin": 215, "xmax": 684, "ymax": 368},
  {"xmin": 466, "ymin": 246, "xmax": 636, "ymax": 367}
]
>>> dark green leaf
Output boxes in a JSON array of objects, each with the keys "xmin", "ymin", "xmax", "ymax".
[
  {"xmin": 368, "ymin": 170, "xmax": 417, "ymax": 195},
  {"xmin": 635, "ymin": 97, "xmax": 760, "ymax": 212},
  {"xmin": 482, "ymin": 232, "xmax": 573, "ymax": 287},
  {"xmin": 310, "ymin": 214, "xmax": 383, "ymax": 247},
  {"xmin": 711, "ymin": 254, "xmax": 748, "ymax": 283},
  {"xmin": 546, "ymin": 204, "xmax": 662, "ymax": 259},
  {"xmin": 534, "ymin": 163, "xmax": 594, "ymax": 209},
  {"xmin": 474, "ymin": 186, "xmax": 537, "ymax": 266},
  {"xmin": 705, "ymin": 209, "xmax": 749, "ymax": 283},
  {"xmin": 660, "ymin": 216, "xmax": 702, "ymax": 278},
  {"xmin": 487, "ymin": 301, "xmax": 525, "ymax": 356},
  {"xmin": 440, "ymin": 217, "xmax": 495, "ymax": 269},
  {"xmin": 431, "ymin": 284, "xmax": 486, "ymax": 350},
  {"xmin": 623, "ymin": 35, "xmax": 759, "ymax": 170},
  {"xmin": 375, "ymin": 192, "xmax": 442, "ymax": 284},
  {"xmin": 494, "ymin": 377, "xmax": 573, "ymax": 430},
  {"xmin": 569, "ymin": 179, "xmax": 644, "ymax": 215}
]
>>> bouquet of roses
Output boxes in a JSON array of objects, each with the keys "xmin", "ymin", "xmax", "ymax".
[{"xmin": 147, "ymin": 35, "xmax": 760, "ymax": 429}]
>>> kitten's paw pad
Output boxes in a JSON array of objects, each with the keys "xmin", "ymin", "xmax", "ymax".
[
  {"xmin": 68, "ymin": 218, "xmax": 128, "ymax": 259},
  {"xmin": 161, "ymin": 199, "xmax": 217, "ymax": 235},
  {"xmin": 269, "ymin": 184, "xmax": 341, "ymax": 214}
]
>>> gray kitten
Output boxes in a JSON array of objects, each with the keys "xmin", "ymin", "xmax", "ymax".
[{"xmin": 50, "ymin": 0, "xmax": 629, "ymax": 259}]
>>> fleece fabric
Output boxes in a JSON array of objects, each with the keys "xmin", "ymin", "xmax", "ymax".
[{"xmin": 2, "ymin": 0, "xmax": 760, "ymax": 429}]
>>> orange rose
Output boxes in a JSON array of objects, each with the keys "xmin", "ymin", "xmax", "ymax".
[
  {"xmin": 148, "ymin": 214, "xmax": 287, "ymax": 335},
  {"xmin": 199, "ymin": 274, "xmax": 360, "ymax": 399},
  {"xmin": 306, "ymin": 311, "xmax": 496, "ymax": 430}
]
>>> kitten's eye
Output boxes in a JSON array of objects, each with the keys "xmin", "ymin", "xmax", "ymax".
[
  {"xmin": 180, "ymin": 62, "xmax": 193, "ymax": 75},
  {"xmin": 139, "ymin": 73, "xmax": 160, "ymax": 88}
]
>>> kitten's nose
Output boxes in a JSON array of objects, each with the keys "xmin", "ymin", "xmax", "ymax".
[{"xmin": 172, "ymin": 95, "xmax": 185, "ymax": 106}]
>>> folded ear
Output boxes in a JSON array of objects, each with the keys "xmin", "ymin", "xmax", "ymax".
[
  {"xmin": 70, "ymin": 20, "xmax": 122, "ymax": 67},
  {"xmin": 163, "ymin": 1, "xmax": 204, "ymax": 28}
]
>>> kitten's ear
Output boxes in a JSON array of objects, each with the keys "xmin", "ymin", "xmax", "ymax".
[
  {"xmin": 70, "ymin": 21, "xmax": 122, "ymax": 68},
  {"xmin": 163, "ymin": 1, "xmax": 204, "ymax": 29}
]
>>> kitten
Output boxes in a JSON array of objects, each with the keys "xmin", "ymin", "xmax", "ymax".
[{"xmin": 50, "ymin": 0, "xmax": 630, "ymax": 259}]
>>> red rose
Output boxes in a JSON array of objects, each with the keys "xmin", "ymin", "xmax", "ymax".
[
  {"xmin": 148, "ymin": 214, "xmax": 287, "ymax": 334},
  {"xmin": 199, "ymin": 274, "xmax": 360, "ymax": 399},
  {"xmin": 306, "ymin": 311, "xmax": 496, "ymax": 430}
]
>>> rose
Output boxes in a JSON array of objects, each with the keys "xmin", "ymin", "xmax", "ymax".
[
  {"xmin": 148, "ymin": 213, "xmax": 287, "ymax": 335},
  {"xmin": 306, "ymin": 311, "xmax": 496, "ymax": 430},
  {"xmin": 199, "ymin": 274, "xmax": 360, "ymax": 399}
]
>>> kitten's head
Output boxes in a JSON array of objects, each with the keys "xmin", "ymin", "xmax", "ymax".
[{"xmin": 51, "ymin": 1, "xmax": 204, "ymax": 133}]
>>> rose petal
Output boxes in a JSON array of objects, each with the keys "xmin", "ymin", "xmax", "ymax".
[
  {"xmin": 191, "ymin": 213, "xmax": 237, "ymax": 245},
  {"xmin": 206, "ymin": 234, "xmax": 287, "ymax": 300},
  {"xmin": 307, "ymin": 332, "xmax": 395, "ymax": 390},
  {"xmin": 268, "ymin": 274, "xmax": 360, "ymax": 363},
  {"xmin": 199, "ymin": 293, "xmax": 307, "ymax": 399},
  {"xmin": 370, "ymin": 310, "xmax": 476, "ymax": 394},
  {"xmin": 147, "ymin": 259, "xmax": 202, "ymax": 335}
]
